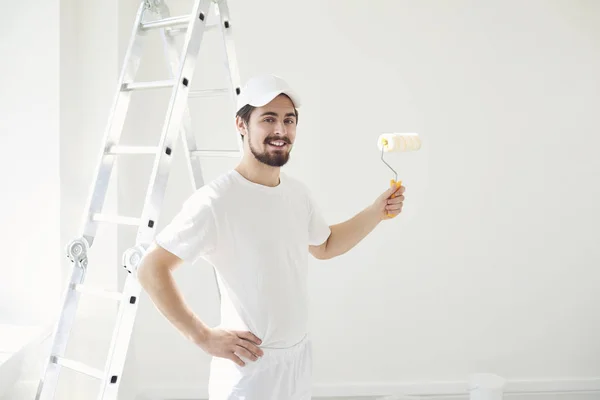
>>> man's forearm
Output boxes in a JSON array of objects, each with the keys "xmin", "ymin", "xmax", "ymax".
[
  {"xmin": 324, "ymin": 204, "xmax": 381, "ymax": 259},
  {"xmin": 137, "ymin": 261, "xmax": 209, "ymax": 345}
]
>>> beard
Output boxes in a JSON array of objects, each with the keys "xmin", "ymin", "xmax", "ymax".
[{"xmin": 248, "ymin": 130, "xmax": 292, "ymax": 167}]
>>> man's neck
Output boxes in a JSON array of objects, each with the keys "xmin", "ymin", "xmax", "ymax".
[{"xmin": 235, "ymin": 156, "xmax": 281, "ymax": 187}]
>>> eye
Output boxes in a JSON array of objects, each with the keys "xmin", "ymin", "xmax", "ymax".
[
  {"xmin": 264, "ymin": 117, "xmax": 275, "ymax": 123},
  {"xmin": 285, "ymin": 119, "xmax": 296, "ymax": 124}
]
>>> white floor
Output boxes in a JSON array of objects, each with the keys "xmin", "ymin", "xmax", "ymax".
[
  {"xmin": 0, "ymin": 324, "xmax": 47, "ymax": 400},
  {"xmin": 2, "ymin": 384, "xmax": 600, "ymax": 400}
]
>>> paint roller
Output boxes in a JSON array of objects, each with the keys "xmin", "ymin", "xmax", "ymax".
[{"xmin": 377, "ymin": 133, "xmax": 421, "ymax": 218}]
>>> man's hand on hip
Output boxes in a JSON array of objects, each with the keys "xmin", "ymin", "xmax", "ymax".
[{"xmin": 197, "ymin": 328, "xmax": 264, "ymax": 367}]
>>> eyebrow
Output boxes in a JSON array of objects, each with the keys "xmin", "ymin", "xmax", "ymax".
[{"xmin": 260, "ymin": 111, "xmax": 296, "ymax": 118}]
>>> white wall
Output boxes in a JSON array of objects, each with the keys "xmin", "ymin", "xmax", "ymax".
[
  {"xmin": 1, "ymin": 0, "xmax": 123, "ymax": 398},
  {"xmin": 0, "ymin": 0, "xmax": 61, "ymax": 398},
  {"xmin": 0, "ymin": 0, "xmax": 60, "ymax": 328},
  {"xmin": 125, "ymin": 0, "xmax": 600, "ymax": 398}
]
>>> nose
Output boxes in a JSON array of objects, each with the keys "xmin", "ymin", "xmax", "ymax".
[{"xmin": 273, "ymin": 120, "xmax": 285, "ymax": 135}]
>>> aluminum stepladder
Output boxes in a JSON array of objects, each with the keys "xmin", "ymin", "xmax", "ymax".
[{"xmin": 35, "ymin": 0, "xmax": 242, "ymax": 398}]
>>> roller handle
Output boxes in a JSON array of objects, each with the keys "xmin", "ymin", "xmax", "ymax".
[{"xmin": 387, "ymin": 179, "xmax": 402, "ymax": 218}]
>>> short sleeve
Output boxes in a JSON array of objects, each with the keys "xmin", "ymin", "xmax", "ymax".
[
  {"xmin": 307, "ymin": 190, "xmax": 331, "ymax": 246},
  {"xmin": 154, "ymin": 190, "xmax": 218, "ymax": 263}
]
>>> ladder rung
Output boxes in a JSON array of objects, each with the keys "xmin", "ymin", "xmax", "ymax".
[
  {"xmin": 141, "ymin": 15, "xmax": 191, "ymax": 30},
  {"xmin": 189, "ymin": 89, "xmax": 229, "ymax": 98},
  {"xmin": 165, "ymin": 23, "xmax": 219, "ymax": 36},
  {"xmin": 72, "ymin": 284, "xmax": 123, "ymax": 301},
  {"xmin": 52, "ymin": 356, "xmax": 104, "ymax": 379},
  {"xmin": 106, "ymin": 146, "xmax": 158, "ymax": 155},
  {"xmin": 121, "ymin": 80, "xmax": 175, "ymax": 91},
  {"xmin": 191, "ymin": 150, "xmax": 241, "ymax": 158},
  {"xmin": 92, "ymin": 214, "xmax": 141, "ymax": 226}
]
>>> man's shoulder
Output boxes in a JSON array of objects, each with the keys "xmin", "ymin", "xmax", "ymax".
[
  {"xmin": 183, "ymin": 170, "xmax": 239, "ymax": 206},
  {"xmin": 204, "ymin": 169, "xmax": 240, "ymax": 194}
]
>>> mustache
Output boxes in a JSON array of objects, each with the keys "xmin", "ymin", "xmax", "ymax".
[{"xmin": 264, "ymin": 137, "xmax": 292, "ymax": 144}]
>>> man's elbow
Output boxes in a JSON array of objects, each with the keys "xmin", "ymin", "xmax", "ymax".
[
  {"xmin": 310, "ymin": 249, "xmax": 330, "ymax": 260},
  {"xmin": 137, "ymin": 255, "xmax": 157, "ymax": 289},
  {"xmin": 137, "ymin": 243, "xmax": 182, "ymax": 285},
  {"xmin": 309, "ymin": 238, "xmax": 333, "ymax": 260}
]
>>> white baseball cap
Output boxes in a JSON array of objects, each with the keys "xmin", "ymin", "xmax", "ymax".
[{"xmin": 236, "ymin": 74, "xmax": 301, "ymax": 113}]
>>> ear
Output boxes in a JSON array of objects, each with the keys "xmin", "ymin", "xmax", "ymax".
[{"xmin": 235, "ymin": 116, "xmax": 247, "ymax": 137}]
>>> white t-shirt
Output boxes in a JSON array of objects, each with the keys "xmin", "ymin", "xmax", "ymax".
[{"xmin": 155, "ymin": 169, "xmax": 331, "ymax": 348}]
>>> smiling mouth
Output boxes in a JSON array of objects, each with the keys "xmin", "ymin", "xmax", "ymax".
[{"xmin": 266, "ymin": 140, "xmax": 289, "ymax": 148}]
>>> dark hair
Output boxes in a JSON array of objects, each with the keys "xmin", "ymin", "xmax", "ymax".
[{"xmin": 236, "ymin": 94, "xmax": 299, "ymax": 141}]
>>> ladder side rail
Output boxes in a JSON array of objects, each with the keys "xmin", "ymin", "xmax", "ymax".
[
  {"xmin": 97, "ymin": 1, "xmax": 214, "ymax": 398},
  {"xmin": 158, "ymin": 2, "xmax": 206, "ymax": 191},
  {"xmin": 214, "ymin": 0, "xmax": 244, "ymax": 154},
  {"xmin": 34, "ymin": 241, "xmax": 89, "ymax": 400}
]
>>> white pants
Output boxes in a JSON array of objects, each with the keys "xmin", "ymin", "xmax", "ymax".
[{"xmin": 208, "ymin": 335, "xmax": 312, "ymax": 400}]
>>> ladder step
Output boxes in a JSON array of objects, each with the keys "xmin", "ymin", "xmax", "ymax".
[
  {"xmin": 72, "ymin": 284, "xmax": 123, "ymax": 301},
  {"xmin": 189, "ymin": 88, "xmax": 229, "ymax": 98},
  {"xmin": 92, "ymin": 214, "xmax": 141, "ymax": 226},
  {"xmin": 191, "ymin": 150, "xmax": 241, "ymax": 158},
  {"xmin": 121, "ymin": 80, "xmax": 175, "ymax": 91},
  {"xmin": 165, "ymin": 23, "xmax": 219, "ymax": 36},
  {"xmin": 141, "ymin": 15, "xmax": 191, "ymax": 30},
  {"xmin": 52, "ymin": 356, "xmax": 104, "ymax": 379},
  {"xmin": 106, "ymin": 146, "xmax": 159, "ymax": 155}
]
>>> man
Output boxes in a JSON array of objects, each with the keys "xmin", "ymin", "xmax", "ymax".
[{"xmin": 137, "ymin": 74, "xmax": 405, "ymax": 399}]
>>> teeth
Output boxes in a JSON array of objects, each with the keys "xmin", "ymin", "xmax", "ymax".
[{"xmin": 269, "ymin": 141, "xmax": 285, "ymax": 147}]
